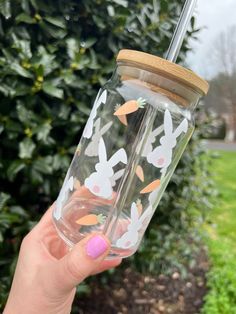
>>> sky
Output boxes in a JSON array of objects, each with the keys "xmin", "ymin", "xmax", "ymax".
[{"xmin": 186, "ymin": 0, "xmax": 236, "ymax": 79}]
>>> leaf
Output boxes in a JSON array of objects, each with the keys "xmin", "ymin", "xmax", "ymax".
[
  {"xmin": 10, "ymin": 206, "xmax": 28, "ymax": 218},
  {"xmin": 76, "ymin": 283, "xmax": 91, "ymax": 295},
  {"xmin": 0, "ymin": 15, "xmax": 4, "ymax": 35},
  {"xmin": 81, "ymin": 38, "xmax": 97, "ymax": 49},
  {"xmin": 0, "ymin": 192, "xmax": 10, "ymax": 211},
  {"xmin": 21, "ymin": 0, "xmax": 30, "ymax": 13},
  {"xmin": 33, "ymin": 158, "xmax": 52, "ymax": 175},
  {"xmin": 112, "ymin": 0, "xmax": 128, "ymax": 8},
  {"xmin": 42, "ymin": 82, "xmax": 64, "ymax": 99},
  {"xmin": 35, "ymin": 46, "xmax": 58, "ymax": 76},
  {"xmin": 35, "ymin": 122, "xmax": 52, "ymax": 142},
  {"xmin": 107, "ymin": 5, "xmax": 115, "ymax": 17},
  {"xmin": 40, "ymin": 21, "xmax": 67, "ymax": 39},
  {"xmin": 0, "ymin": 84, "xmax": 10, "ymax": 96},
  {"xmin": 17, "ymin": 103, "xmax": 36, "ymax": 125},
  {"xmin": 0, "ymin": 0, "xmax": 11, "ymax": 19},
  {"xmin": 35, "ymin": 64, "xmax": 44, "ymax": 77},
  {"xmin": 30, "ymin": 168, "xmax": 43, "ymax": 184},
  {"xmin": 19, "ymin": 138, "xmax": 36, "ymax": 159},
  {"xmin": 44, "ymin": 16, "xmax": 66, "ymax": 29},
  {"xmin": 7, "ymin": 160, "xmax": 26, "ymax": 181},
  {"xmin": 66, "ymin": 38, "xmax": 79, "ymax": 59},
  {"xmin": 52, "ymin": 154, "xmax": 70, "ymax": 171},
  {"xmin": 11, "ymin": 34, "xmax": 32, "ymax": 59},
  {"xmin": 16, "ymin": 13, "xmax": 35, "ymax": 24},
  {"xmin": 9, "ymin": 62, "xmax": 32, "ymax": 78},
  {"xmin": 29, "ymin": 0, "xmax": 38, "ymax": 9}
]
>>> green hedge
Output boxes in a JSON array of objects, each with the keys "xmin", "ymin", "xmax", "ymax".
[{"xmin": 0, "ymin": 0, "xmax": 212, "ymax": 309}]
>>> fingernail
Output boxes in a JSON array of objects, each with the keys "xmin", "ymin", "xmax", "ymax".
[{"xmin": 86, "ymin": 235, "xmax": 108, "ymax": 259}]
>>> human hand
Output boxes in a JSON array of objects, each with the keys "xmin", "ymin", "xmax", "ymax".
[{"xmin": 3, "ymin": 205, "xmax": 121, "ymax": 314}]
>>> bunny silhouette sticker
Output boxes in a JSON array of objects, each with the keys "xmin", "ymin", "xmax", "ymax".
[
  {"xmin": 147, "ymin": 109, "xmax": 188, "ymax": 173},
  {"xmin": 82, "ymin": 89, "xmax": 107, "ymax": 139},
  {"xmin": 85, "ymin": 118, "xmax": 113, "ymax": 157},
  {"xmin": 54, "ymin": 174, "xmax": 74, "ymax": 220},
  {"xmin": 137, "ymin": 124, "xmax": 164, "ymax": 157},
  {"xmin": 116, "ymin": 202, "xmax": 153, "ymax": 249},
  {"xmin": 84, "ymin": 137, "xmax": 127, "ymax": 199}
]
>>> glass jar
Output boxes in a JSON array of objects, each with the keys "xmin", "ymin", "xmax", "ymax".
[{"xmin": 53, "ymin": 49, "xmax": 209, "ymax": 259}]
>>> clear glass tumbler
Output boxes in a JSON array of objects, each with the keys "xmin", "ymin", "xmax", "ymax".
[{"xmin": 53, "ymin": 49, "xmax": 209, "ymax": 259}]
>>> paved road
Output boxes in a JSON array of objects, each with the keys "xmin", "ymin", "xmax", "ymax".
[{"xmin": 203, "ymin": 140, "xmax": 236, "ymax": 151}]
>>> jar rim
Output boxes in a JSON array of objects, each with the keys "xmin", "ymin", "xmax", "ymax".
[{"xmin": 116, "ymin": 49, "xmax": 209, "ymax": 96}]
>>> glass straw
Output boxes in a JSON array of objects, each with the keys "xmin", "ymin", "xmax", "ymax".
[
  {"xmin": 165, "ymin": 0, "xmax": 197, "ymax": 63},
  {"xmin": 103, "ymin": 0, "xmax": 198, "ymax": 239}
]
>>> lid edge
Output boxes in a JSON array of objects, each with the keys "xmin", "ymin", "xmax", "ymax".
[{"xmin": 116, "ymin": 49, "xmax": 209, "ymax": 96}]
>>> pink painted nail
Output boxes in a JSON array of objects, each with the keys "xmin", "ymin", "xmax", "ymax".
[{"xmin": 86, "ymin": 235, "xmax": 108, "ymax": 259}]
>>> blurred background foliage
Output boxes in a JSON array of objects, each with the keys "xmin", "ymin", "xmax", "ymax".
[{"xmin": 0, "ymin": 0, "xmax": 213, "ymax": 309}]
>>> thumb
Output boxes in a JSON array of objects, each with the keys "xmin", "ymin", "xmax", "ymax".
[{"xmin": 53, "ymin": 234, "xmax": 110, "ymax": 293}]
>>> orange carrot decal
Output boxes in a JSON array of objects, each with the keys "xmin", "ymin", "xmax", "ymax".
[
  {"xmin": 76, "ymin": 144, "xmax": 82, "ymax": 155},
  {"xmin": 140, "ymin": 179, "xmax": 161, "ymax": 194},
  {"xmin": 136, "ymin": 199, "xmax": 143, "ymax": 216},
  {"xmin": 136, "ymin": 165, "xmax": 144, "ymax": 182},
  {"xmin": 118, "ymin": 114, "xmax": 128, "ymax": 126},
  {"xmin": 74, "ymin": 179, "xmax": 81, "ymax": 190},
  {"xmin": 76, "ymin": 214, "xmax": 106, "ymax": 226},
  {"xmin": 114, "ymin": 104, "xmax": 128, "ymax": 126},
  {"xmin": 114, "ymin": 97, "xmax": 146, "ymax": 116}
]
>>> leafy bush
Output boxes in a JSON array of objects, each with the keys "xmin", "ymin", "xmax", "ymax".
[{"xmin": 0, "ymin": 0, "xmax": 211, "ymax": 309}]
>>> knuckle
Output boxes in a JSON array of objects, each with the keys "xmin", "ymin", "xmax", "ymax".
[
  {"xmin": 65, "ymin": 253, "xmax": 88, "ymax": 282},
  {"xmin": 21, "ymin": 233, "xmax": 31, "ymax": 248}
]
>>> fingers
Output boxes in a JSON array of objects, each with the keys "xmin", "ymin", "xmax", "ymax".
[{"xmin": 52, "ymin": 234, "xmax": 110, "ymax": 293}]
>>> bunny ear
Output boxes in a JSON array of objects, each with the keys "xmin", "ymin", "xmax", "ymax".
[
  {"xmin": 94, "ymin": 118, "xmax": 101, "ymax": 134},
  {"xmin": 108, "ymin": 148, "xmax": 127, "ymax": 167},
  {"xmin": 131, "ymin": 202, "xmax": 139, "ymax": 222},
  {"xmin": 100, "ymin": 121, "xmax": 113, "ymax": 135},
  {"xmin": 139, "ymin": 205, "xmax": 152, "ymax": 224},
  {"xmin": 98, "ymin": 137, "xmax": 107, "ymax": 162},
  {"xmin": 152, "ymin": 124, "xmax": 164, "ymax": 138},
  {"xmin": 85, "ymin": 140, "xmax": 99, "ymax": 157},
  {"xmin": 67, "ymin": 176, "xmax": 74, "ymax": 191},
  {"xmin": 94, "ymin": 90, "xmax": 107, "ymax": 110},
  {"xmin": 163, "ymin": 109, "xmax": 173, "ymax": 135},
  {"xmin": 110, "ymin": 169, "xmax": 125, "ymax": 187},
  {"xmin": 174, "ymin": 118, "xmax": 188, "ymax": 138}
]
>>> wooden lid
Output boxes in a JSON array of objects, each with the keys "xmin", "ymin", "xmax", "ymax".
[{"xmin": 117, "ymin": 49, "xmax": 209, "ymax": 96}]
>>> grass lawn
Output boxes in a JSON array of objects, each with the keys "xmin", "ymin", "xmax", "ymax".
[{"xmin": 202, "ymin": 151, "xmax": 236, "ymax": 314}]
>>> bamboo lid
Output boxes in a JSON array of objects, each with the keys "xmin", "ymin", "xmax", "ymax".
[{"xmin": 117, "ymin": 49, "xmax": 209, "ymax": 96}]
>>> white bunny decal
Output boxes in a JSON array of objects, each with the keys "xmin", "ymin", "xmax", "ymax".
[
  {"xmin": 147, "ymin": 109, "xmax": 188, "ymax": 172},
  {"xmin": 84, "ymin": 137, "xmax": 127, "ymax": 199},
  {"xmin": 137, "ymin": 124, "xmax": 164, "ymax": 157},
  {"xmin": 82, "ymin": 89, "xmax": 107, "ymax": 139},
  {"xmin": 116, "ymin": 202, "xmax": 153, "ymax": 249},
  {"xmin": 54, "ymin": 174, "xmax": 74, "ymax": 220},
  {"xmin": 85, "ymin": 118, "xmax": 113, "ymax": 157}
]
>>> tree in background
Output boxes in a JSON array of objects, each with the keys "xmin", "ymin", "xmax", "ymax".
[{"xmin": 204, "ymin": 25, "xmax": 236, "ymax": 141}]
